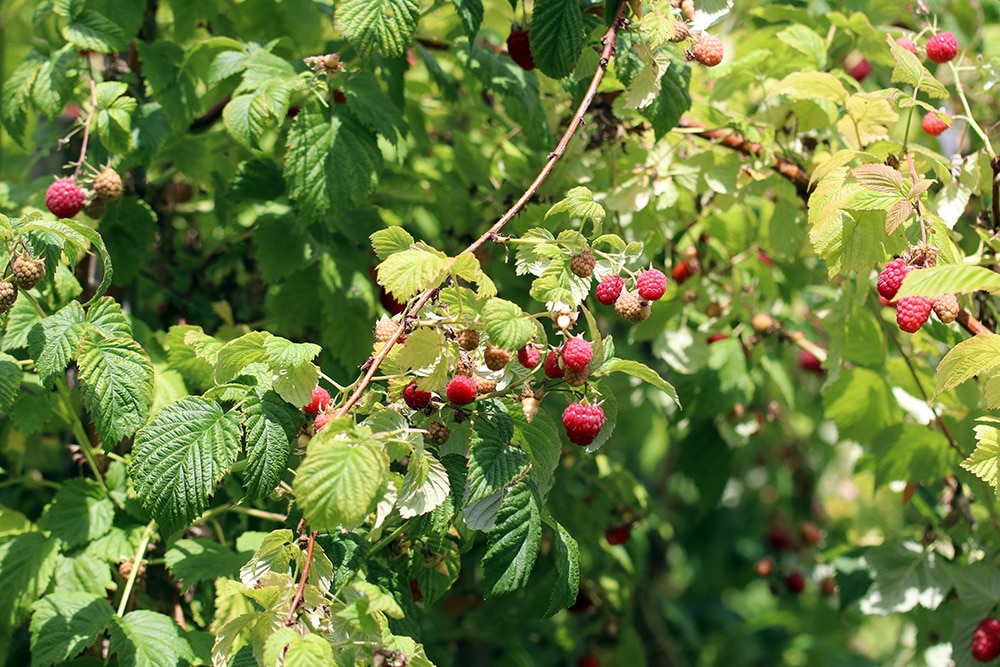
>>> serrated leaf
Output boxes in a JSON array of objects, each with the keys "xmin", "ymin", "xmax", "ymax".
[
  {"xmin": 824, "ymin": 368, "xmax": 902, "ymax": 442},
  {"xmin": 884, "ymin": 198, "xmax": 913, "ymax": 235},
  {"xmin": 482, "ymin": 479, "xmax": 541, "ymax": 597},
  {"xmin": 934, "ymin": 333, "xmax": 1000, "ymax": 396},
  {"xmin": 164, "ymin": 325, "xmax": 215, "ymax": 389},
  {"xmin": 283, "ymin": 633, "xmax": 335, "ymax": 667},
  {"xmin": 164, "ymin": 539, "xmax": 250, "ymax": 586},
  {"xmin": 602, "ymin": 358, "xmax": 680, "ymax": 407},
  {"xmin": 29, "ymin": 592, "xmax": 115, "ymax": 667},
  {"xmin": 545, "ymin": 186, "xmax": 605, "ymax": 224},
  {"xmin": 395, "ymin": 328, "xmax": 445, "ymax": 373},
  {"xmin": 530, "ymin": 0, "xmax": 584, "ymax": 79},
  {"xmin": 870, "ymin": 423, "xmax": 957, "ymax": 488},
  {"xmin": 338, "ymin": 0, "xmax": 421, "ymax": 58},
  {"xmin": 77, "ymin": 335, "xmax": 153, "ymax": 446},
  {"xmin": 464, "ymin": 419, "xmax": 529, "ymax": 530},
  {"xmin": 376, "ymin": 246, "xmax": 451, "ymax": 303},
  {"xmin": 130, "ymin": 396, "xmax": 243, "ymax": 536},
  {"xmin": 263, "ymin": 336, "xmax": 320, "ymax": 407},
  {"xmin": 240, "ymin": 529, "xmax": 295, "ymax": 587},
  {"xmin": 343, "ymin": 71, "xmax": 408, "ymax": 147},
  {"xmin": 643, "ymin": 61, "xmax": 692, "ymax": 138},
  {"xmin": 86, "ymin": 297, "xmax": 132, "ymax": 338},
  {"xmin": 2, "ymin": 294, "xmax": 45, "ymax": 352},
  {"xmin": 946, "ymin": 562, "xmax": 1000, "ymax": 615},
  {"xmin": 31, "ymin": 48, "xmax": 77, "ymax": 117},
  {"xmin": 850, "ymin": 163, "xmax": 906, "ymax": 195},
  {"xmin": 451, "ymin": 0, "xmax": 483, "ymax": 39},
  {"xmin": 241, "ymin": 390, "xmax": 299, "ymax": 501},
  {"xmin": 222, "ymin": 94, "xmax": 267, "ymax": 150},
  {"xmin": 886, "ymin": 35, "xmax": 948, "ymax": 99},
  {"xmin": 228, "ymin": 158, "xmax": 285, "ymax": 202},
  {"xmin": 510, "ymin": 408, "xmax": 561, "ymax": 494},
  {"xmin": 28, "ymin": 301, "xmax": 86, "ymax": 388},
  {"xmin": 897, "ymin": 265, "xmax": 1000, "ymax": 299},
  {"xmin": 37, "ymin": 478, "xmax": 114, "ymax": 549},
  {"xmin": 839, "ymin": 93, "xmax": 898, "ymax": 149},
  {"xmin": 543, "ymin": 520, "xmax": 579, "ymax": 618},
  {"xmin": 294, "ymin": 432, "xmax": 388, "ymax": 531},
  {"xmin": 53, "ymin": 552, "xmax": 113, "ymax": 596},
  {"xmin": 63, "ymin": 10, "xmax": 128, "ymax": 52},
  {"xmin": 860, "ymin": 539, "xmax": 949, "ymax": 615},
  {"xmin": 0, "ymin": 353, "xmax": 22, "ymax": 412},
  {"xmin": 481, "ymin": 298, "xmax": 534, "ymax": 349},
  {"xmin": 100, "ymin": 197, "xmax": 158, "ymax": 285},
  {"xmin": 398, "ymin": 451, "xmax": 450, "ymax": 519},
  {"xmin": 770, "ymin": 71, "xmax": 848, "ymax": 105},
  {"xmin": 108, "ymin": 610, "xmax": 197, "ymax": 667},
  {"xmin": 0, "ymin": 532, "xmax": 59, "ymax": 636},
  {"xmin": 1, "ymin": 57, "xmax": 43, "ymax": 144},
  {"xmin": 370, "ymin": 228, "xmax": 415, "ymax": 260},
  {"xmin": 962, "ymin": 423, "xmax": 1000, "ymax": 493},
  {"xmin": 215, "ymin": 331, "xmax": 269, "ymax": 384}
]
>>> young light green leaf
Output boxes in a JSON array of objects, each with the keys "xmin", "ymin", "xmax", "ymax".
[
  {"xmin": 130, "ymin": 396, "xmax": 243, "ymax": 536},
  {"xmin": 263, "ymin": 336, "xmax": 320, "ymax": 407},
  {"xmin": 398, "ymin": 451, "xmax": 451, "ymax": 519},
  {"xmin": 29, "ymin": 592, "xmax": 115, "ymax": 667},
  {"xmin": 886, "ymin": 35, "xmax": 948, "ymax": 99},
  {"xmin": 770, "ymin": 71, "xmax": 848, "ymax": 105},
  {"xmin": 824, "ymin": 368, "xmax": 902, "ymax": 441},
  {"xmin": 850, "ymin": 163, "xmax": 906, "ymax": 195},
  {"xmin": 108, "ymin": 610, "xmax": 197, "ymax": 667},
  {"xmin": 543, "ymin": 520, "xmax": 580, "ymax": 618},
  {"xmin": 482, "ymin": 479, "xmax": 541, "ymax": 597},
  {"xmin": 545, "ymin": 186, "xmax": 605, "ymax": 224},
  {"xmin": 215, "ymin": 331, "xmax": 269, "ymax": 384},
  {"xmin": 395, "ymin": 328, "xmax": 445, "ymax": 374},
  {"xmin": 530, "ymin": 0, "xmax": 584, "ymax": 79},
  {"xmin": 2, "ymin": 293, "xmax": 44, "ymax": 352},
  {"xmin": 165, "ymin": 325, "xmax": 216, "ymax": 389},
  {"xmin": 282, "ymin": 633, "xmax": 335, "ymax": 667},
  {"xmin": 934, "ymin": 333, "xmax": 1000, "ymax": 396},
  {"xmin": 896, "ymin": 265, "xmax": 1000, "ymax": 299},
  {"xmin": 481, "ymin": 298, "xmax": 535, "ymax": 350},
  {"xmin": 370, "ymin": 227, "xmax": 415, "ymax": 260},
  {"xmin": 241, "ymin": 389, "xmax": 300, "ymax": 501},
  {"xmin": 376, "ymin": 246, "xmax": 451, "ymax": 303},
  {"xmin": 294, "ymin": 433, "xmax": 388, "ymax": 531},
  {"xmin": 240, "ymin": 529, "xmax": 295, "ymax": 587},
  {"xmin": 962, "ymin": 421, "xmax": 1000, "ymax": 493},
  {"xmin": 37, "ymin": 478, "xmax": 114, "ymax": 549},
  {"xmin": 338, "ymin": 0, "xmax": 421, "ymax": 58},
  {"xmin": 602, "ymin": 358, "xmax": 681, "ymax": 407},
  {"xmin": 0, "ymin": 532, "xmax": 59, "ymax": 636},
  {"xmin": 78, "ymin": 335, "xmax": 154, "ymax": 447},
  {"xmin": 28, "ymin": 300, "xmax": 86, "ymax": 388}
]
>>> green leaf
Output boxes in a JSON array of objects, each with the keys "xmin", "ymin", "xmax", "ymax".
[
  {"xmin": 543, "ymin": 520, "xmax": 579, "ymax": 618},
  {"xmin": 294, "ymin": 431, "xmax": 388, "ymax": 531},
  {"xmin": 108, "ymin": 610, "xmax": 197, "ymax": 667},
  {"xmin": 130, "ymin": 396, "xmax": 243, "ymax": 536},
  {"xmin": 283, "ymin": 633, "xmax": 335, "ymax": 667},
  {"xmin": 28, "ymin": 301, "xmax": 86, "ymax": 389},
  {"xmin": 451, "ymin": 0, "xmax": 483, "ymax": 39},
  {"xmin": 0, "ymin": 532, "xmax": 59, "ymax": 636},
  {"xmin": 31, "ymin": 48, "xmax": 77, "ymax": 117},
  {"xmin": 95, "ymin": 82, "xmax": 135, "ymax": 153},
  {"xmin": 870, "ymin": 423, "xmax": 958, "ymax": 488},
  {"xmin": 776, "ymin": 24, "xmax": 827, "ymax": 68},
  {"xmin": 285, "ymin": 103, "xmax": 383, "ymax": 222},
  {"xmin": 464, "ymin": 418, "xmax": 529, "ymax": 531},
  {"xmin": 2, "ymin": 296, "xmax": 45, "ymax": 352},
  {"xmin": 228, "ymin": 158, "xmax": 286, "ymax": 202},
  {"xmin": 58, "ymin": 218, "xmax": 115, "ymax": 305},
  {"xmin": 643, "ymin": 61, "xmax": 692, "ymax": 139},
  {"xmin": 85, "ymin": 297, "xmax": 132, "ymax": 338},
  {"xmin": 398, "ymin": 451, "xmax": 451, "ymax": 519},
  {"xmin": 240, "ymin": 529, "xmax": 296, "ymax": 586},
  {"xmin": 77, "ymin": 335, "xmax": 154, "ymax": 447},
  {"xmin": 510, "ymin": 407, "xmax": 561, "ymax": 494},
  {"xmin": 29, "ymin": 592, "xmax": 115, "ymax": 667},
  {"xmin": 481, "ymin": 298, "xmax": 534, "ymax": 350},
  {"xmin": 896, "ymin": 265, "xmax": 1000, "ymax": 299},
  {"xmin": 63, "ymin": 10, "xmax": 128, "ymax": 52},
  {"xmin": 530, "ymin": 0, "xmax": 584, "ymax": 79},
  {"xmin": 482, "ymin": 479, "xmax": 541, "ymax": 597},
  {"xmin": 861, "ymin": 539, "xmax": 949, "ymax": 615},
  {"xmin": 164, "ymin": 539, "xmax": 250, "ymax": 586},
  {"xmin": 962, "ymin": 421, "xmax": 1000, "ymax": 493},
  {"xmin": 0, "ymin": 353, "xmax": 22, "ymax": 412},
  {"xmin": 338, "ymin": 0, "xmax": 421, "ymax": 58},
  {"xmin": 886, "ymin": 35, "xmax": 948, "ymax": 99},
  {"xmin": 100, "ymin": 197, "xmax": 158, "ymax": 285},
  {"xmin": 770, "ymin": 71, "xmax": 848, "ymax": 105},
  {"xmin": 602, "ymin": 358, "xmax": 680, "ymax": 407},
  {"xmin": 53, "ymin": 552, "xmax": 113, "ymax": 596},
  {"xmin": 222, "ymin": 94, "xmax": 267, "ymax": 150},
  {"xmin": 370, "ymin": 227, "xmax": 415, "ymax": 260},
  {"xmin": 395, "ymin": 328, "xmax": 446, "ymax": 374},
  {"xmin": 241, "ymin": 390, "xmax": 300, "ymax": 501},
  {"xmin": 344, "ymin": 71, "xmax": 408, "ymax": 147},
  {"xmin": 164, "ymin": 325, "xmax": 216, "ymax": 389},
  {"xmin": 1, "ymin": 57, "xmax": 43, "ymax": 144},
  {"xmin": 946, "ymin": 561, "xmax": 1000, "ymax": 615},
  {"xmin": 934, "ymin": 333, "xmax": 1000, "ymax": 396},
  {"xmin": 37, "ymin": 478, "xmax": 114, "ymax": 549},
  {"xmin": 824, "ymin": 368, "xmax": 902, "ymax": 442},
  {"xmin": 376, "ymin": 246, "xmax": 451, "ymax": 303},
  {"xmin": 135, "ymin": 41, "xmax": 198, "ymax": 129},
  {"xmin": 214, "ymin": 331, "xmax": 269, "ymax": 384},
  {"xmin": 545, "ymin": 186, "xmax": 605, "ymax": 225}
]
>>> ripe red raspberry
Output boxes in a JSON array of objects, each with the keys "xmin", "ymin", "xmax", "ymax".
[
  {"xmin": 11, "ymin": 254, "xmax": 45, "ymax": 290},
  {"xmin": 636, "ymin": 268, "xmax": 667, "ymax": 301},
  {"xmin": 304, "ymin": 386, "xmax": 330, "ymax": 414},
  {"xmin": 562, "ymin": 402, "xmax": 605, "ymax": 446},
  {"xmin": 595, "ymin": 275, "xmax": 624, "ymax": 305},
  {"xmin": 543, "ymin": 350, "xmax": 565, "ymax": 379},
  {"xmin": 799, "ymin": 349, "xmax": 823, "ymax": 374},
  {"xmin": 45, "ymin": 177, "xmax": 86, "ymax": 218},
  {"xmin": 672, "ymin": 260, "xmax": 694, "ymax": 284},
  {"xmin": 0, "ymin": 279, "xmax": 17, "ymax": 313},
  {"xmin": 403, "ymin": 382, "xmax": 432, "ymax": 410},
  {"xmin": 707, "ymin": 332, "xmax": 728, "ymax": 344},
  {"xmin": 896, "ymin": 296, "xmax": 933, "ymax": 333},
  {"xmin": 877, "ymin": 258, "xmax": 910, "ymax": 300},
  {"xmin": 932, "ymin": 293, "xmax": 959, "ymax": 324},
  {"xmin": 972, "ymin": 618, "xmax": 1000, "ymax": 662},
  {"xmin": 896, "ymin": 36, "xmax": 918, "ymax": 55},
  {"xmin": 605, "ymin": 524, "xmax": 631, "ymax": 545},
  {"xmin": 484, "ymin": 345, "xmax": 511, "ymax": 371},
  {"xmin": 314, "ymin": 412, "xmax": 333, "ymax": 430},
  {"xmin": 506, "ymin": 27, "xmax": 535, "ymax": 71},
  {"xmin": 848, "ymin": 58, "xmax": 872, "ymax": 82},
  {"xmin": 446, "ymin": 375, "xmax": 477, "ymax": 404},
  {"xmin": 517, "ymin": 344, "xmax": 540, "ymax": 369},
  {"xmin": 578, "ymin": 656, "xmax": 600, "ymax": 667},
  {"xmin": 926, "ymin": 31, "xmax": 958, "ymax": 64},
  {"xmin": 561, "ymin": 336, "xmax": 593, "ymax": 370},
  {"xmin": 92, "ymin": 167, "xmax": 123, "ymax": 201},
  {"xmin": 690, "ymin": 33, "xmax": 724, "ymax": 67},
  {"xmin": 785, "ymin": 572, "xmax": 806, "ymax": 594},
  {"xmin": 569, "ymin": 251, "xmax": 596, "ymax": 278},
  {"xmin": 922, "ymin": 111, "xmax": 950, "ymax": 136}
]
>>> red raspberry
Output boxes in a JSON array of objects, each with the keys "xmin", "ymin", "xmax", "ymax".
[
  {"xmin": 403, "ymin": 382, "xmax": 432, "ymax": 410},
  {"xmin": 446, "ymin": 375, "xmax": 477, "ymax": 404},
  {"xmin": 578, "ymin": 657, "xmax": 600, "ymax": 667},
  {"xmin": 636, "ymin": 268, "xmax": 667, "ymax": 301},
  {"xmin": 848, "ymin": 58, "xmax": 872, "ymax": 82},
  {"xmin": 506, "ymin": 27, "xmax": 535, "ymax": 71},
  {"xmin": 672, "ymin": 261, "xmax": 694, "ymax": 284},
  {"xmin": 707, "ymin": 332, "xmax": 728, "ymax": 344},
  {"xmin": 595, "ymin": 275, "xmax": 624, "ymax": 305},
  {"xmin": 922, "ymin": 111, "xmax": 950, "ymax": 137},
  {"xmin": 605, "ymin": 524, "xmax": 631, "ymax": 545},
  {"xmin": 314, "ymin": 412, "xmax": 333, "ymax": 430},
  {"xmin": 690, "ymin": 33, "xmax": 724, "ymax": 67},
  {"xmin": 896, "ymin": 296, "xmax": 932, "ymax": 333},
  {"xmin": 561, "ymin": 336, "xmax": 593, "ymax": 370},
  {"xmin": 543, "ymin": 350, "xmax": 565, "ymax": 379},
  {"xmin": 562, "ymin": 402, "xmax": 605, "ymax": 446},
  {"xmin": 896, "ymin": 36, "xmax": 918, "ymax": 55},
  {"xmin": 517, "ymin": 344, "xmax": 540, "ymax": 369},
  {"xmin": 45, "ymin": 177, "xmax": 86, "ymax": 218},
  {"xmin": 799, "ymin": 349, "xmax": 823, "ymax": 374},
  {"xmin": 304, "ymin": 386, "xmax": 330, "ymax": 414},
  {"xmin": 785, "ymin": 572, "xmax": 806, "ymax": 594},
  {"xmin": 926, "ymin": 31, "xmax": 958, "ymax": 64},
  {"xmin": 877, "ymin": 258, "xmax": 910, "ymax": 300},
  {"xmin": 971, "ymin": 618, "xmax": 1000, "ymax": 662}
]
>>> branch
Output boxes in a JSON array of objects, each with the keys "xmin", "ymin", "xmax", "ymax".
[{"xmin": 283, "ymin": 530, "xmax": 318, "ymax": 626}]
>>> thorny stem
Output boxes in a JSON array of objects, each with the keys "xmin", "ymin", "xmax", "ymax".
[
  {"xmin": 282, "ymin": 530, "xmax": 318, "ymax": 626},
  {"xmin": 72, "ymin": 74, "xmax": 99, "ymax": 181},
  {"xmin": 904, "ymin": 151, "xmax": 929, "ymax": 246},
  {"xmin": 117, "ymin": 521, "xmax": 156, "ymax": 617},
  {"xmin": 57, "ymin": 379, "xmax": 107, "ymax": 493}
]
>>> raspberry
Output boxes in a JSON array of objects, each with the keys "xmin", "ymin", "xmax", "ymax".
[
  {"xmin": 754, "ymin": 557, "xmax": 774, "ymax": 577},
  {"xmin": 877, "ymin": 258, "xmax": 910, "ymax": 300},
  {"xmin": 543, "ymin": 350, "xmax": 565, "ymax": 379},
  {"xmin": 799, "ymin": 349, "xmax": 823, "ymax": 374},
  {"xmin": 750, "ymin": 313, "xmax": 775, "ymax": 334},
  {"xmin": 483, "ymin": 345, "xmax": 511, "ymax": 371},
  {"xmin": 83, "ymin": 197, "xmax": 106, "ymax": 220},
  {"xmin": 517, "ymin": 344, "xmax": 540, "ymax": 369},
  {"xmin": 304, "ymin": 386, "xmax": 330, "ymax": 415},
  {"xmin": 456, "ymin": 328, "xmax": 480, "ymax": 351},
  {"xmin": 521, "ymin": 395, "xmax": 540, "ymax": 423},
  {"xmin": 636, "ymin": 268, "xmax": 667, "ymax": 301},
  {"xmin": 896, "ymin": 36, "xmax": 918, "ymax": 55},
  {"xmin": 92, "ymin": 167, "xmax": 123, "ymax": 201},
  {"xmin": 690, "ymin": 33, "xmax": 724, "ymax": 67},
  {"xmin": 45, "ymin": 177, "xmax": 86, "ymax": 218},
  {"xmin": 11, "ymin": 254, "xmax": 45, "ymax": 290},
  {"xmin": 926, "ymin": 31, "xmax": 958, "ymax": 64},
  {"xmin": 595, "ymin": 275, "xmax": 624, "ymax": 305},
  {"xmin": 374, "ymin": 317, "xmax": 398, "ymax": 343},
  {"xmin": 569, "ymin": 251, "xmax": 596, "ymax": 278},
  {"xmin": 475, "ymin": 376, "xmax": 496, "ymax": 395},
  {"xmin": 578, "ymin": 656, "xmax": 600, "ymax": 667},
  {"xmin": 561, "ymin": 336, "xmax": 593, "ymax": 370},
  {"xmin": 564, "ymin": 366, "xmax": 589, "ymax": 387},
  {"xmin": 506, "ymin": 27, "xmax": 535, "ymax": 71},
  {"xmin": 314, "ymin": 412, "xmax": 333, "ymax": 430},
  {"xmin": 707, "ymin": 332, "xmax": 728, "ymax": 344},
  {"xmin": 614, "ymin": 290, "xmax": 648, "ymax": 323},
  {"xmin": 669, "ymin": 20, "xmax": 690, "ymax": 43},
  {"xmin": 922, "ymin": 111, "xmax": 950, "ymax": 136},
  {"xmin": 426, "ymin": 421, "xmax": 451, "ymax": 445},
  {"xmin": 896, "ymin": 296, "xmax": 933, "ymax": 333},
  {"xmin": 819, "ymin": 577, "xmax": 838, "ymax": 597},
  {"xmin": 799, "ymin": 521, "xmax": 822, "ymax": 546},
  {"xmin": 0, "ymin": 279, "xmax": 17, "ymax": 313},
  {"xmin": 848, "ymin": 58, "xmax": 872, "ymax": 82},
  {"xmin": 446, "ymin": 374, "xmax": 477, "ymax": 404},
  {"xmin": 785, "ymin": 572, "xmax": 806, "ymax": 595},
  {"xmin": 403, "ymin": 382, "xmax": 432, "ymax": 410},
  {"xmin": 932, "ymin": 293, "xmax": 959, "ymax": 324},
  {"xmin": 973, "ymin": 618, "xmax": 1000, "ymax": 662},
  {"xmin": 672, "ymin": 261, "xmax": 694, "ymax": 284},
  {"xmin": 605, "ymin": 524, "xmax": 631, "ymax": 545},
  {"xmin": 562, "ymin": 402, "xmax": 605, "ymax": 446}
]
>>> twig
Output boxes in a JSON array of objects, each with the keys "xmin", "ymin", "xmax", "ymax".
[
  {"xmin": 282, "ymin": 530, "xmax": 318, "ymax": 626},
  {"xmin": 117, "ymin": 521, "xmax": 156, "ymax": 617},
  {"xmin": 72, "ymin": 76, "xmax": 99, "ymax": 181}
]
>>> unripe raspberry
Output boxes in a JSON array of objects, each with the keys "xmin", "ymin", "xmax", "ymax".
[
  {"xmin": 506, "ymin": 27, "xmax": 535, "ymax": 71},
  {"xmin": 403, "ymin": 382, "xmax": 432, "ymax": 410},
  {"xmin": 0, "ymin": 279, "xmax": 17, "ymax": 313},
  {"xmin": 669, "ymin": 20, "xmax": 690, "ymax": 43},
  {"xmin": 689, "ymin": 33, "xmax": 724, "ymax": 67},
  {"xmin": 426, "ymin": 421, "xmax": 451, "ymax": 445},
  {"xmin": 45, "ymin": 177, "xmax": 86, "ymax": 218},
  {"xmin": 922, "ymin": 111, "xmax": 950, "ymax": 136},
  {"xmin": 614, "ymin": 290, "xmax": 648, "ymax": 323},
  {"xmin": 750, "ymin": 313, "xmax": 775, "ymax": 334},
  {"xmin": 314, "ymin": 412, "xmax": 333, "ymax": 430},
  {"xmin": 569, "ymin": 251, "xmax": 596, "ymax": 278},
  {"xmin": 475, "ymin": 376, "xmax": 497, "ymax": 395},
  {"xmin": 304, "ymin": 386, "xmax": 330, "ymax": 415},
  {"xmin": 484, "ymin": 345, "xmax": 511, "ymax": 371},
  {"xmin": 446, "ymin": 374, "xmax": 477, "ymax": 404},
  {"xmin": 820, "ymin": 577, "xmax": 838, "ymax": 597},
  {"xmin": 595, "ymin": 275, "xmax": 625, "ymax": 305},
  {"xmin": 93, "ymin": 167, "xmax": 123, "ymax": 201},
  {"xmin": 636, "ymin": 268, "xmax": 667, "ymax": 301},
  {"xmin": 896, "ymin": 36, "xmax": 918, "ymax": 55},
  {"xmin": 972, "ymin": 618, "xmax": 1000, "ymax": 662},
  {"xmin": 926, "ymin": 31, "xmax": 958, "ymax": 64},
  {"xmin": 561, "ymin": 402, "xmax": 605, "ymax": 446},
  {"xmin": 456, "ymin": 328, "xmax": 480, "ymax": 351},
  {"xmin": 521, "ymin": 395, "xmax": 540, "ymax": 423},
  {"xmin": 11, "ymin": 254, "xmax": 45, "ymax": 290},
  {"xmin": 517, "ymin": 344, "xmax": 540, "ymax": 369},
  {"xmin": 543, "ymin": 350, "xmax": 565, "ymax": 379},
  {"xmin": 877, "ymin": 258, "xmax": 910, "ymax": 300},
  {"xmin": 896, "ymin": 296, "xmax": 932, "ymax": 333},
  {"xmin": 564, "ymin": 366, "xmax": 589, "ymax": 387},
  {"xmin": 932, "ymin": 293, "xmax": 959, "ymax": 324},
  {"xmin": 374, "ymin": 317, "xmax": 398, "ymax": 343},
  {"xmin": 561, "ymin": 336, "xmax": 593, "ymax": 370},
  {"xmin": 83, "ymin": 197, "xmax": 106, "ymax": 220}
]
